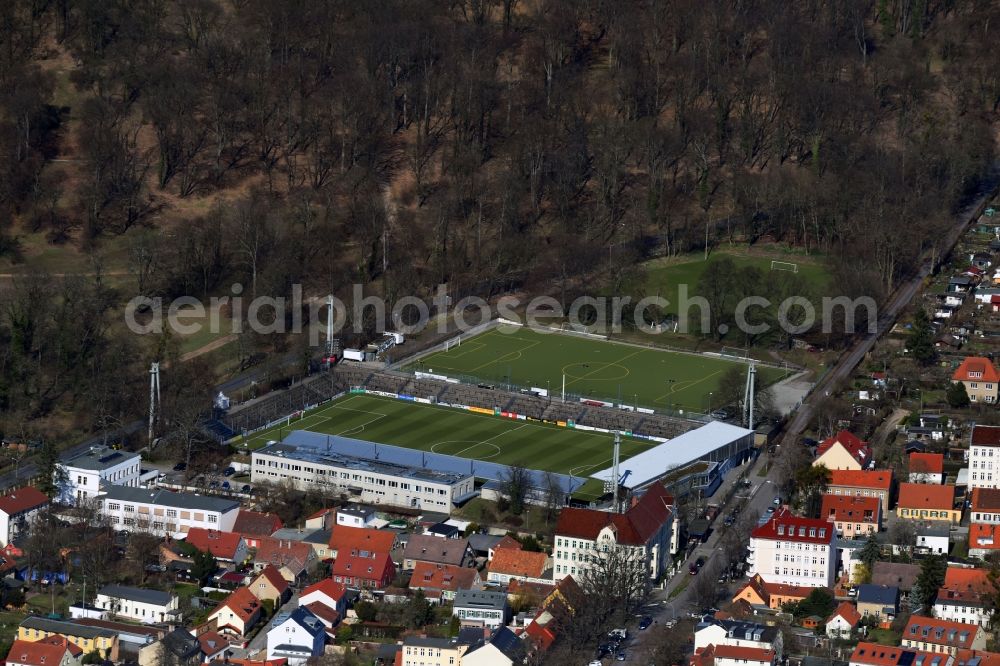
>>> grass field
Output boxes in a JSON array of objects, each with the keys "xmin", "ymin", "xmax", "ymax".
[
  {"xmin": 242, "ymin": 393, "xmax": 658, "ymax": 480},
  {"xmin": 645, "ymin": 251, "xmax": 830, "ymax": 315},
  {"xmin": 406, "ymin": 326, "xmax": 788, "ymax": 411}
]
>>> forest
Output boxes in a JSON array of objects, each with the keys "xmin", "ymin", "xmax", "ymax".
[{"xmin": 0, "ymin": 0, "xmax": 998, "ymax": 443}]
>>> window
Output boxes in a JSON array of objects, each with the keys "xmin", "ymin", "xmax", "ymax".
[
  {"xmin": 166, "ymin": 509, "xmax": 177, "ymax": 518},
  {"xmin": 108, "ymin": 503, "xmax": 121, "ymax": 510},
  {"xmin": 208, "ymin": 515, "xmax": 218, "ymax": 523},
  {"xmin": 124, "ymin": 504, "xmax": 135, "ymax": 512}
]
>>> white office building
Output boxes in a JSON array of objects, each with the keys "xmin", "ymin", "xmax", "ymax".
[
  {"xmin": 99, "ymin": 487, "xmax": 240, "ymax": 537},
  {"xmin": 748, "ymin": 508, "xmax": 836, "ymax": 588},
  {"xmin": 95, "ymin": 585, "xmax": 179, "ymax": 624},
  {"xmin": 969, "ymin": 425, "xmax": 1000, "ymax": 489},
  {"xmin": 251, "ymin": 442, "xmax": 475, "ymax": 510},
  {"xmin": 56, "ymin": 447, "xmax": 141, "ymax": 505}
]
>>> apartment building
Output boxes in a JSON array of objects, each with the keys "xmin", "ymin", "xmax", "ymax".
[
  {"xmin": 970, "ymin": 426, "xmax": 1000, "ymax": 490},
  {"xmin": 56, "ymin": 447, "xmax": 141, "ymax": 506},
  {"xmin": 748, "ymin": 508, "xmax": 836, "ymax": 588},
  {"xmin": 94, "ymin": 585, "xmax": 179, "ymax": 625},
  {"xmin": 0, "ymin": 487, "xmax": 48, "ymax": 547},
  {"xmin": 826, "ymin": 469, "xmax": 893, "ymax": 513},
  {"xmin": 99, "ymin": 487, "xmax": 240, "ymax": 537},
  {"xmin": 902, "ymin": 616, "xmax": 986, "ymax": 656},
  {"xmin": 821, "ymin": 494, "xmax": 881, "ymax": 539}
]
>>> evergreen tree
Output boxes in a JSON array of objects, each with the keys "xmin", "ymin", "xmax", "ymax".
[
  {"xmin": 909, "ymin": 309, "xmax": 937, "ymax": 365},
  {"xmin": 947, "ymin": 381, "xmax": 971, "ymax": 408},
  {"xmin": 859, "ymin": 534, "xmax": 882, "ymax": 572},
  {"xmin": 914, "ymin": 555, "xmax": 946, "ymax": 612},
  {"xmin": 190, "ymin": 549, "xmax": 217, "ymax": 585},
  {"xmin": 35, "ymin": 440, "xmax": 65, "ymax": 498}
]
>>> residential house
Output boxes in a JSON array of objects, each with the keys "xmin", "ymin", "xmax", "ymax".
[
  {"xmin": 952, "ymin": 357, "xmax": 1000, "ymax": 405},
  {"xmin": 299, "ymin": 579, "xmax": 349, "ymax": 617},
  {"xmin": 732, "ymin": 575, "xmax": 813, "ymax": 610},
  {"xmin": 55, "ymin": 446, "xmax": 141, "ymax": 506},
  {"xmin": 957, "ymin": 651, "xmax": 1000, "ymax": 666},
  {"xmin": 206, "ymin": 587, "xmax": 262, "ymax": 638},
  {"xmin": 970, "ymin": 425, "xmax": 1000, "ymax": 490},
  {"xmin": 328, "ymin": 525, "xmax": 396, "ymax": 560},
  {"xmin": 399, "ymin": 636, "xmax": 474, "ymax": 666},
  {"xmin": 462, "ymin": 627, "xmax": 524, "ymax": 666},
  {"xmin": 856, "ymin": 585, "xmax": 900, "ymax": 624},
  {"xmin": 969, "ymin": 488, "xmax": 1000, "ymax": 524},
  {"xmin": 409, "ymin": 562, "xmax": 482, "ymax": 602},
  {"xmin": 5, "ymin": 636, "xmax": 82, "ymax": 666},
  {"xmin": 185, "ymin": 528, "xmax": 248, "ymax": 564},
  {"xmin": 99, "ymin": 487, "xmax": 240, "ymax": 536},
  {"xmin": 94, "ymin": 585, "xmax": 179, "ymax": 625},
  {"xmin": 872, "ymin": 562, "xmax": 921, "ymax": 593},
  {"xmin": 813, "ymin": 432, "xmax": 870, "ymax": 471},
  {"xmin": 302, "ymin": 603, "xmax": 340, "ymax": 639},
  {"xmin": 748, "ymin": 508, "xmax": 836, "ymax": 588},
  {"xmin": 0, "ymin": 488, "xmax": 48, "ymax": 548},
  {"xmin": 197, "ymin": 631, "xmax": 229, "ymax": 663},
  {"xmin": 553, "ymin": 482, "xmax": 675, "ymax": 582},
  {"xmin": 247, "ymin": 565, "xmax": 290, "ymax": 606},
  {"xmin": 910, "ymin": 454, "xmax": 946, "ymax": 484},
  {"xmin": 487, "ymin": 549, "xmax": 549, "ymax": 585},
  {"xmin": 935, "ymin": 569, "xmax": 991, "ymax": 628},
  {"xmin": 265, "ymin": 607, "xmax": 325, "ymax": 666},
  {"xmin": 468, "ymin": 534, "xmax": 505, "ymax": 562},
  {"xmin": 137, "ymin": 628, "xmax": 200, "ymax": 666},
  {"xmin": 826, "ymin": 470, "xmax": 893, "ymax": 513},
  {"xmin": 232, "ymin": 509, "xmax": 283, "ymax": 537},
  {"xmin": 903, "ymin": 616, "xmax": 987, "ymax": 656},
  {"xmin": 17, "ymin": 618, "xmax": 118, "ymax": 662},
  {"xmin": 330, "ymin": 550, "xmax": 394, "ymax": 590},
  {"xmin": 821, "ymin": 494, "xmax": 881, "ymax": 538},
  {"xmin": 968, "ymin": 524, "xmax": 1000, "ymax": 558},
  {"xmin": 453, "ymin": 589, "xmax": 509, "ymax": 629},
  {"xmin": 402, "ymin": 534, "xmax": 475, "ymax": 570},
  {"xmin": 916, "ymin": 525, "xmax": 951, "ymax": 555},
  {"xmin": 897, "ymin": 484, "xmax": 959, "ymax": 524},
  {"xmin": 335, "ymin": 505, "xmax": 379, "ymax": 528},
  {"xmin": 707, "ymin": 645, "xmax": 777, "ymax": 666},
  {"xmin": 304, "ymin": 508, "xmax": 335, "ymax": 531},
  {"xmin": 250, "ymin": 537, "xmax": 315, "ymax": 583},
  {"xmin": 693, "ymin": 620, "xmax": 783, "ymax": 658},
  {"xmin": 826, "ymin": 602, "xmax": 861, "ymax": 639},
  {"xmin": 850, "ymin": 643, "xmax": 915, "ymax": 666}
]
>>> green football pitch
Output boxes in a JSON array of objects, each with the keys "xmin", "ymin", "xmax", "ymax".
[
  {"xmin": 405, "ymin": 326, "xmax": 789, "ymax": 411},
  {"xmin": 241, "ymin": 393, "xmax": 658, "ymax": 481}
]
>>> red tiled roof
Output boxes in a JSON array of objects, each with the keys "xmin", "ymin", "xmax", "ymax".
[
  {"xmin": 0, "ymin": 487, "xmax": 48, "ymax": 517},
  {"xmin": 821, "ymin": 494, "xmax": 880, "ymax": 523},
  {"xmin": 232, "ymin": 510, "xmax": 283, "ymax": 537},
  {"xmin": 210, "ymin": 587, "xmax": 261, "ymax": 624},
  {"xmin": 409, "ymin": 562, "xmax": 479, "ymax": 593},
  {"xmin": 904, "ymin": 616, "xmax": 981, "ymax": 648},
  {"xmin": 488, "ymin": 549, "xmax": 547, "ymax": 579},
  {"xmin": 944, "ymin": 568, "xmax": 991, "ymax": 594},
  {"xmin": 827, "ymin": 469, "xmax": 893, "ymax": 491},
  {"xmin": 972, "ymin": 425, "xmax": 1000, "ymax": 447},
  {"xmin": 909, "ymin": 453, "xmax": 944, "ymax": 474},
  {"xmin": 953, "ymin": 357, "xmax": 1000, "ymax": 383},
  {"xmin": 762, "ymin": 580, "xmax": 814, "ymax": 599},
  {"xmin": 851, "ymin": 642, "xmax": 914, "ymax": 666},
  {"xmin": 555, "ymin": 483, "xmax": 673, "ymax": 545},
  {"xmin": 251, "ymin": 564, "xmax": 289, "ymax": 595},
  {"xmin": 969, "ymin": 523, "xmax": 1000, "ymax": 551},
  {"xmin": 6, "ymin": 637, "xmax": 77, "ymax": 666},
  {"xmin": 251, "ymin": 537, "xmax": 313, "ymax": 572},
  {"xmin": 750, "ymin": 508, "xmax": 834, "ymax": 544},
  {"xmin": 197, "ymin": 631, "xmax": 229, "ymax": 657},
  {"xmin": 328, "ymin": 525, "xmax": 395, "ymax": 555},
  {"xmin": 828, "ymin": 601, "xmax": 861, "ymax": 627},
  {"xmin": 507, "ymin": 579, "xmax": 555, "ymax": 599},
  {"xmin": 186, "ymin": 528, "xmax": 245, "ymax": 560},
  {"xmin": 306, "ymin": 507, "xmax": 334, "ymax": 520},
  {"xmin": 208, "ymin": 660, "xmax": 287, "ymax": 666},
  {"xmin": 495, "ymin": 536, "xmax": 522, "ymax": 552},
  {"xmin": 897, "ymin": 483, "xmax": 955, "ymax": 511},
  {"xmin": 957, "ymin": 651, "xmax": 1000, "ymax": 666},
  {"xmin": 303, "ymin": 601, "xmax": 340, "ymax": 631},
  {"xmin": 970, "ymin": 488, "xmax": 1000, "ymax": 513},
  {"xmin": 301, "ymin": 578, "xmax": 348, "ymax": 604},
  {"xmin": 711, "ymin": 645, "xmax": 775, "ymax": 663},
  {"xmin": 816, "ymin": 431, "xmax": 870, "ymax": 465},
  {"xmin": 331, "ymin": 550, "xmax": 394, "ymax": 586}
]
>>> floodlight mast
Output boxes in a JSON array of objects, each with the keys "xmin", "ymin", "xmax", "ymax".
[{"xmin": 148, "ymin": 362, "xmax": 160, "ymax": 444}]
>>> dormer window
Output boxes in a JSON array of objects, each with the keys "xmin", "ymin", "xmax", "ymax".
[{"xmin": 777, "ymin": 526, "xmax": 784, "ymax": 535}]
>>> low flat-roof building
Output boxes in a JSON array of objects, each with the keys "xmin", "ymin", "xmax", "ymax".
[
  {"xmin": 56, "ymin": 447, "xmax": 141, "ymax": 506},
  {"xmin": 98, "ymin": 487, "xmax": 240, "ymax": 537},
  {"xmin": 251, "ymin": 441, "xmax": 475, "ymax": 511}
]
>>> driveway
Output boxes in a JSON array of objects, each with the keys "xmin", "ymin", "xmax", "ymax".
[{"xmin": 231, "ymin": 591, "xmax": 300, "ymax": 659}]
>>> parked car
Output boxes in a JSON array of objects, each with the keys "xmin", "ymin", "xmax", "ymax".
[
  {"xmin": 639, "ymin": 616, "xmax": 653, "ymax": 630},
  {"xmin": 241, "ymin": 484, "xmax": 252, "ymax": 493},
  {"xmin": 221, "ymin": 481, "xmax": 230, "ymax": 489},
  {"xmin": 172, "ymin": 462, "xmax": 186, "ymax": 471},
  {"xmin": 773, "ymin": 496, "xmax": 781, "ymax": 506},
  {"xmin": 223, "ymin": 466, "xmax": 236, "ymax": 476},
  {"xmin": 616, "ymin": 652, "xmax": 627, "ymax": 661}
]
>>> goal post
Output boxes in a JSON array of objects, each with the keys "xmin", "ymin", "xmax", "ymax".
[
  {"xmin": 720, "ymin": 346, "xmax": 750, "ymax": 361},
  {"xmin": 770, "ymin": 260, "xmax": 798, "ymax": 273},
  {"xmin": 444, "ymin": 336, "xmax": 462, "ymax": 352}
]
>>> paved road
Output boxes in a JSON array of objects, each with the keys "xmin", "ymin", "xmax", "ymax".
[
  {"xmin": 781, "ymin": 172, "xmax": 1000, "ymax": 446},
  {"xmin": 624, "ymin": 454, "xmax": 779, "ymax": 662}
]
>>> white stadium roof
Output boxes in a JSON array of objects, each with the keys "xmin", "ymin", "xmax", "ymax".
[{"xmin": 591, "ymin": 420, "xmax": 754, "ymax": 489}]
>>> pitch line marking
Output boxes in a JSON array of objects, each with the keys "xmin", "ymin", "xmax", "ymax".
[{"xmin": 562, "ymin": 349, "xmax": 644, "ymax": 389}]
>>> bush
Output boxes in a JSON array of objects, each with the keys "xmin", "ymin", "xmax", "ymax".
[
  {"xmin": 354, "ymin": 600, "xmax": 378, "ymax": 622},
  {"xmin": 336, "ymin": 624, "xmax": 354, "ymax": 644}
]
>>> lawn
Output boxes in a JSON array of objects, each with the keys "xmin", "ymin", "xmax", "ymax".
[
  {"xmin": 406, "ymin": 325, "xmax": 789, "ymax": 412},
  {"xmin": 241, "ymin": 393, "xmax": 659, "ymax": 479},
  {"xmin": 644, "ymin": 250, "xmax": 831, "ymax": 316}
]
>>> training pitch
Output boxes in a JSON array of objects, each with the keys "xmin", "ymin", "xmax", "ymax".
[
  {"xmin": 405, "ymin": 326, "xmax": 788, "ymax": 411},
  {"xmin": 242, "ymin": 393, "xmax": 658, "ymax": 481}
]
